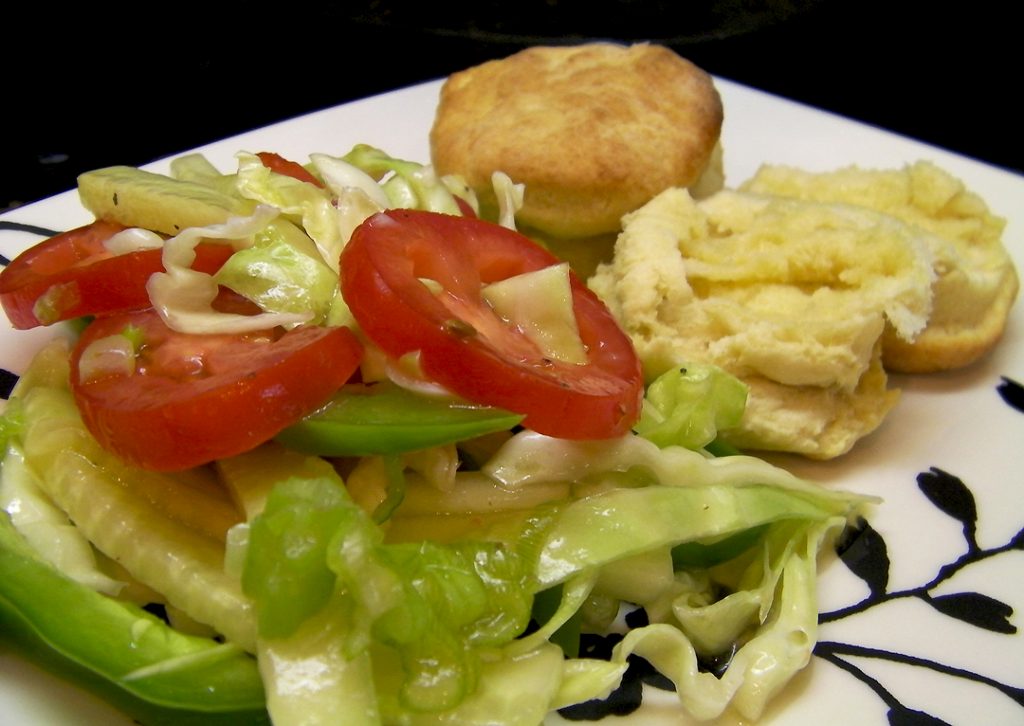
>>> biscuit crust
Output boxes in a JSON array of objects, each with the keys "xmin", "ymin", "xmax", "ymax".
[{"xmin": 430, "ymin": 43, "xmax": 723, "ymax": 238}]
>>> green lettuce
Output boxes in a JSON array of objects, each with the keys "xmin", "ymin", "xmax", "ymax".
[
  {"xmin": 340, "ymin": 143, "xmax": 466, "ymax": 215},
  {"xmin": 241, "ymin": 428, "xmax": 870, "ymax": 724},
  {"xmin": 213, "ymin": 219, "xmax": 338, "ymax": 324},
  {"xmin": 243, "ymin": 472, "xmax": 536, "ymax": 714},
  {"xmin": 234, "ymin": 151, "xmax": 349, "ymax": 273},
  {"xmin": 635, "ymin": 362, "xmax": 748, "ymax": 450}
]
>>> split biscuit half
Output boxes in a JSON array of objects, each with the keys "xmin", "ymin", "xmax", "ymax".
[{"xmin": 741, "ymin": 161, "xmax": 1019, "ymax": 372}]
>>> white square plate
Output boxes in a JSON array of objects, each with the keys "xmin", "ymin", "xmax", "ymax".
[{"xmin": 2, "ymin": 76, "xmax": 1022, "ymax": 725}]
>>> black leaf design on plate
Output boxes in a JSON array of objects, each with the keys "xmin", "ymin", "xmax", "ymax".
[
  {"xmin": 557, "ymin": 632, "xmax": 644, "ymax": 720},
  {"xmin": 0, "ymin": 220, "xmax": 62, "ymax": 238},
  {"xmin": 997, "ymin": 377, "xmax": 1024, "ymax": 413},
  {"xmin": 916, "ymin": 468, "xmax": 977, "ymax": 546},
  {"xmin": 835, "ymin": 517, "xmax": 890, "ymax": 597},
  {"xmin": 887, "ymin": 705, "xmax": 952, "ymax": 726},
  {"xmin": 926, "ymin": 592, "xmax": 1017, "ymax": 634},
  {"xmin": 1, "ymin": 369, "xmax": 18, "ymax": 400},
  {"xmin": 817, "ymin": 465, "xmax": 1023, "ymax": 723},
  {"xmin": 1, "ymin": 220, "xmax": 63, "ymax": 266}
]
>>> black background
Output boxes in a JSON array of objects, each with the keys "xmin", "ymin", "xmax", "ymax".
[{"xmin": 2, "ymin": 1, "xmax": 1017, "ymax": 212}]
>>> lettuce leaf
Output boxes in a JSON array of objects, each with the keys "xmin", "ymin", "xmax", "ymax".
[
  {"xmin": 242, "ymin": 427, "xmax": 870, "ymax": 724},
  {"xmin": 635, "ymin": 362, "xmax": 748, "ymax": 450},
  {"xmin": 147, "ymin": 205, "xmax": 313, "ymax": 334},
  {"xmin": 340, "ymin": 144, "xmax": 465, "ymax": 215},
  {"xmin": 213, "ymin": 219, "xmax": 338, "ymax": 324}
]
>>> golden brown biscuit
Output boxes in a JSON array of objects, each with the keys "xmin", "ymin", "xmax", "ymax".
[{"xmin": 430, "ymin": 42, "xmax": 724, "ymax": 239}]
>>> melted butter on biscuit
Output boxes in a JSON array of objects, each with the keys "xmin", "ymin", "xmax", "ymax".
[
  {"xmin": 589, "ymin": 186, "xmax": 938, "ymax": 459},
  {"xmin": 740, "ymin": 161, "xmax": 1018, "ymax": 372}
]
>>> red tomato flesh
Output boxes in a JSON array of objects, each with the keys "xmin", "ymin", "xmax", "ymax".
[
  {"xmin": 340, "ymin": 209, "xmax": 643, "ymax": 440},
  {"xmin": 0, "ymin": 220, "xmax": 234, "ymax": 329},
  {"xmin": 70, "ymin": 309, "xmax": 363, "ymax": 471},
  {"xmin": 256, "ymin": 152, "xmax": 324, "ymax": 188}
]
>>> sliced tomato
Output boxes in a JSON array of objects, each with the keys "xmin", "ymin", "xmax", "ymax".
[
  {"xmin": 256, "ymin": 151, "xmax": 324, "ymax": 188},
  {"xmin": 70, "ymin": 309, "xmax": 363, "ymax": 471},
  {"xmin": 453, "ymin": 196, "xmax": 477, "ymax": 218},
  {"xmin": 0, "ymin": 220, "xmax": 234, "ymax": 329},
  {"xmin": 340, "ymin": 209, "xmax": 643, "ymax": 440}
]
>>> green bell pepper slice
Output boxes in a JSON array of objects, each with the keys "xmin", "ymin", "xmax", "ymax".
[
  {"xmin": 670, "ymin": 523, "xmax": 769, "ymax": 569},
  {"xmin": 275, "ymin": 382, "xmax": 524, "ymax": 456},
  {"xmin": 0, "ymin": 511, "xmax": 268, "ymax": 725}
]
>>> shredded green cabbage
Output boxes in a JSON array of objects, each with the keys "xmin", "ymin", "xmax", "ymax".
[
  {"xmin": 232, "ymin": 426, "xmax": 870, "ymax": 723},
  {"xmin": 213, "ymin": 219, "xmax": 338, "ymax": 324},
  {"xmin": 341, "ymin": 144, "xmax": 465, "ymax": 215},
  {"xmin": 635, "ymin": 362, "xmax": 749, "ymax": 450},
  {"xmin": 234, "ymin": 152, "xmax": 349, "ymax": 273},
  {"xmin": 1, "ymin": 334, "xmax": 873, "ymax": 726},
  {"xmin": 0, "ymin": 144, "xmax": 880, "ymax": 726},
  {"xmin": 147, "ymin": 204, "xmax": 313, "ymax": 334}
]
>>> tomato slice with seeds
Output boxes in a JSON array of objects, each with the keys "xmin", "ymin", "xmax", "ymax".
[
  {"xmin": 340, "ymin": 209, "xmax": 643, "ymax": 440},
  {"xmin": 0, "ymin": 220, "xmax": 234, "ymax": 329},
  {"xmin": 70, "ymin": 309, "xmax": 363, "ymax": 471}
]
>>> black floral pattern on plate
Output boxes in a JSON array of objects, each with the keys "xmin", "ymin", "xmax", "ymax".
[
  {"xmin": 0, "ymin": 220, "xmax": 62, "ymax": 247},
  {"xmin": 817, "ymin": 462, "xmax": 1024, "ymax": 725},
  {"xmin": 998, "ymin": 377, "xmax": 1024, "ymax": 413}
]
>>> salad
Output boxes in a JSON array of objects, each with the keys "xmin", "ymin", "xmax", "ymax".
[{"xmin": 0, "ymin": 143, "xmax": 870, "ymax": 725}]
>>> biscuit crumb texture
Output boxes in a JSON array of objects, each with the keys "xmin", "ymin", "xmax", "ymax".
[
  {"xmin": 741, "ymin": 161, "xmax": 1019, "ymax": 372},
  {"xmin": 430, "ymin": 42, "xmax": 723, "ymax": 239},
  {"xmin": 589, "ymin": 187, "xmax": 939, "ymax": 459}
]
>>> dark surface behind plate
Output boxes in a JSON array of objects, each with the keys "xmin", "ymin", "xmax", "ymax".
[{"xmin": 2, "ymin": 1, "xmax": 1016, "ymax": 212}]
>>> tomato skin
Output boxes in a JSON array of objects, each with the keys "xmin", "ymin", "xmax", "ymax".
[
  {"xmin": 0, "ymin": 220, "xmax": 234, "ymax": 329},
  {"xmin": 256, "ymin": 152, "xmax": 324, "ymax": 187},
  {"xmin": 453, "ymin": 196, "xmax": 477, "ymax": 218},
  {"xmin": 70, "ymin": 309, "xmax": 363, "ymax": 471},
  {"xmin": 340, "ymin": 209, "xmax": 643, "ymax": 440}
]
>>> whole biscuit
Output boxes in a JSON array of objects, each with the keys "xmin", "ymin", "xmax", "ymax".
[{"xmin": 430, "ymin": 43, "xmax": 723, "ymax": 238}]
